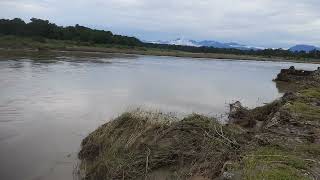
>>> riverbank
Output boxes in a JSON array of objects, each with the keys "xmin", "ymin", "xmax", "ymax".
[
  {"xmin": 1, "ymin": 35, "xmax": 320, "ymax": 63},
  {"xmin": 78, "ymin": 67, "xmax": 320, "ymax": 179}
]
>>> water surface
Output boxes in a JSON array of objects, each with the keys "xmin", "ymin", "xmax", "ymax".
[{"xmin": 0, "ymin": 54, "xmax": 317, "ymax": 180}]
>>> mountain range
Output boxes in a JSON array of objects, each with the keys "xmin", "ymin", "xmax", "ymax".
[
  {"xmin": 148, "ymin": 38, "xmax": 262, "ymax": 50},
  {"xmin": 148, "ymin": 38, "xmax": 320, "ymax": 52}
]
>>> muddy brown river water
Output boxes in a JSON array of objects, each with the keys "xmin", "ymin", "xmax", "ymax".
[{"xmin": 0, "ymin": 53, "xmax": 317, "ymax": 180}]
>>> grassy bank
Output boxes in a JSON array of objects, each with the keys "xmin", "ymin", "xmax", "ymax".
[
  {"xmin": 78, "ymin": 68, "xmax": 320, "ymax": 179},
  {"xmin": 1, "ymin": 35, "xmax": 320, "ymax": 63}
]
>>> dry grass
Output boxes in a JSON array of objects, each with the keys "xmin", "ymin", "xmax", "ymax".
[{"xmin": 78, "ymin": 110, "xmax": 246, "ymax": 179}]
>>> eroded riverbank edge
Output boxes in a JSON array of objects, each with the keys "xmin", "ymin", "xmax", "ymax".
[{"xmin": 78, "ymin": 67, "xmax": 320, "ymax": 179}]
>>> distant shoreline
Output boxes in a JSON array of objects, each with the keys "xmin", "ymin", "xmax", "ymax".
[
  {"xmin": 64, "ymin": 46, "xmax": 320, "ymax": 64},
  {"xmin": 0, "ymin": 35, "xmax": 319, "ymax": 64},
  {"xmin": 1, "ymin": 47, "xmax": 320, "ymax": 65}
]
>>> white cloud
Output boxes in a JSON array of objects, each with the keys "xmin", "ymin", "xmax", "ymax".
[{"xmin": 0, "ymin": 0, "xmax": 319, "ymax": 48}]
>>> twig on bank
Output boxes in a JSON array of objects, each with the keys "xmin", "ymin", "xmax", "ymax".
[{"xmin": 145, "ymin": 147, "xmax": 151, "ymax": 180}]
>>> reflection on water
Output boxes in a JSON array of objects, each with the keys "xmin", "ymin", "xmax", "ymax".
[{"xmin": 0, "ymin": 54, "xmax": 317, "ymax": 180}]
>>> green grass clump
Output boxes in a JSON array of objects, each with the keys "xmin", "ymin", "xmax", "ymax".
[
  {"xmin": 300, "ymin": 88, "xmax": 320, "ymax": 99},
  {"xmin": 281, "ymin": 88, "xmax": 320, "ymax": 122},
  {"xmin": 239, "ymin": 146, "xmax": 312, "ymax": 180},
  {"xmin": 295, "ymin": 143, "xmax": 320, "ymax": 157},
  {"xmin": 288, "ymin": 102, "xmax": 320, "ymax": 121}
]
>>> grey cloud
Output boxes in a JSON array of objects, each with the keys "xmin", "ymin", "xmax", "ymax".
[{"xmin": 0, "ymin": 0, "xmax": 319, "ymax": 48}]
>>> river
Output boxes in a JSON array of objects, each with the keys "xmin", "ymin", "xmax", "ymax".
[{"xmin": 0, "ymin": 53, "xmax": 317, "ymax": 180}]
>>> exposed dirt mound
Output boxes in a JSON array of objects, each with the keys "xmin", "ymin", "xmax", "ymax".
[{"xmin": 274, "ymin": 66, "xmax": 320, "ymax": 89}]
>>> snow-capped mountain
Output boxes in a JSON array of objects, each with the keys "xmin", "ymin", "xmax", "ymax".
[
  {"xmin": 148, "ymin": 38, "xmax": 261, "ymax": 50},
  {"xmin": 149, "ymin": 38, "xmax": 200, "ymax": 47}
]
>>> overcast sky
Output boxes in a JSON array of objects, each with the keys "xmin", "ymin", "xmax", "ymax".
[{"xmin": 1, "ymin": 0, "xmax": 319, "ymax": 48}]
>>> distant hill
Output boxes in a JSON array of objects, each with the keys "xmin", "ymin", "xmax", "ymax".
[
  {"xmin": 148, "ymin": 38, "xmax": 262, "ymax": 50},
  {"xmin": 289, "ymin": 45, "xmax": 320, "ymax": 52}
]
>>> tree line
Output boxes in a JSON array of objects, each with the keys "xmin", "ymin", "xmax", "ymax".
[
  {"xmin": 0, "ymin": 18, "xmax": 319, "ymax": 59},
  {"xmin": 0, "ymin": 18, "xmax": 142, "ymax": 46}
]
